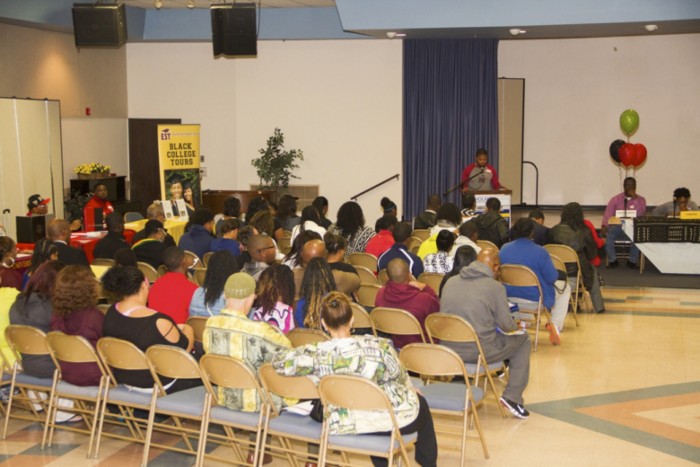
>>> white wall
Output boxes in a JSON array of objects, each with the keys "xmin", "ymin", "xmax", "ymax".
[
  {"xmin": 126, "ymin": 40, "xmax": 403, "ymax": 221},
  {"xmin": 61, "ymin": 118, "xmax": 129, "ymax": 189},
  {"xmin": 499, "ymin": 33, "xmax": 700, "ymax": 207}
]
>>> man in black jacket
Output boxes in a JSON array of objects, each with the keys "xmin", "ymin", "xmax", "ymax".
[
  {"xmin": 93, "ymin": 213, "xmax": 129, "ymax": 260},
  {"xmin": 48, "ymin": 219, "xmax": 89, "ymax": 266}
]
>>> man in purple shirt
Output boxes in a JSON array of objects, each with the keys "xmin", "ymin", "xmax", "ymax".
[{"xmin": 601, "ymin": 177, "xmax": 646, "ymax": 269}]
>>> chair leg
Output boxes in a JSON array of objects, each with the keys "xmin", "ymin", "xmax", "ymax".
[
  {"xmin": 468, "ymin": 393, "xmax": 489, "ymax": 459},
  {"xmin": 195, "ymin": 393, "xmax": 211, "ymax": 467},
  {"xmin": 140, "ymin": 388, "xmax": 159, "ymax": 467},
  {"xmin": 2, "ymin": 374, "xmax": 18, "ymax": 440}
]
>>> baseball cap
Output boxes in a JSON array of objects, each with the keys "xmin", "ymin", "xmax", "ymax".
[
  {"xmin": 27, "ymin": 194, "xmax": 50, "ymax": 210},
  {"xmin": 223, "ymin": 272, "xmax": 256, "ymax": 300}
]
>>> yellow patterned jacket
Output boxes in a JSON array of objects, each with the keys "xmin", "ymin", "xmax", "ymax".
[{"xmin": 203, "ymin": 308, "xmax": 293, "ymax": 412}]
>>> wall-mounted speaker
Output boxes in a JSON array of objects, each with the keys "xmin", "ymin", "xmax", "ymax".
[
  {"xmin": 211, "ymin": 4, "xmax": 257, "ymax": 57},
  {"xmin": 72, "ymin": 3, "xmax": 127, "ymax": 47}
]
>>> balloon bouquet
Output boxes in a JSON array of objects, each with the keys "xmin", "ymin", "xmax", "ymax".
[{"xmin": 609, "ymin": 109, "xmax": 647, "ymax": 174}]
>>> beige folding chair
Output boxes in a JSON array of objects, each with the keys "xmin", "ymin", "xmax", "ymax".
[
  {"xmin": 544, "ymin": 244, "xmax": 591, "ymax": 314},
  {"xmin": 350, "ymin": 302, "xmax": 375, "ymax": 335},
  {"xmin": 95, "ymin": 338, "xmax": 173, "ymax": 456},
  {"xmin": 2, "ymin": 325, "xmax": 54, "ymax": 439},
  {"xmin": 377, "ymin": 268, "xmax": 389, "ymax": 285},
  {"xmin": 347, "ymin": 252, "xmax": 378, "ymax": 272},
  {"xmin": 202, "ymin": 251, "xmax": 214, "ymax": 268},
  {"xmin": 400, "ymin": 343, "xmax": 489, "ymax": 462},
  {"xmin": 476, "ymin": 239, "xmax": 499, "ymax": 251},
  {"xmin": 197, "ymin": 355, "xmax": 267, "ymax": 466},
  {"xmin": 193, "ymin": 268, "xmax": 207, "ymax": 286},
  {"xmin": 278, "ymin": 234, "xmax": 292, "ymax": 256},
  {"xmin": 411, "ymin": 229, "xmax": 431, "ymax": 241},
  {"xmin": 550, "ymin": 254, "xmax": 579, "ymax": 327},
  {"xmin": 258, "ymin": 363, "xmax": 321, "ymax": 467},
  {"xmin": 142, "ymin": 345, "xmax": 207, "ymax": 466},
  {"xmin": 405, "ymin": 236, "xmax": 423, "ymax": 253},
  {"xmin": 317, "ymin": 375, "xmax": 416, "ymax": 467},
  {"xmin": 425, "ymin": 314, "xmax": 507, "ymax": 418},
  {"xmin": 91, "ymin": 258, "xmax": 116, "ymax": 268},
  {"xmin": 137, "ymin": 261, "xmax": 159, "ymax": 283},
  {"xmin": 184, "ymin": 250, "xmax": 205, "ymax": 270},
  {"xmin": 417, "ymin": 272, "xmax": 444, "ymax": 293},
  {"xmin": 287, "ymin": 328, "xmax": 329, "ymax": 347},
  {"xmin": 357, "ymin": 283, "xmax": 382, "ymax": 308},
  {"xmin": 355, "ymin": 265, "xmax": 379, "ymax": 285},
  {"xmin": 44, "ymin": 332, "xmax": 108, "ymax": 458},
  {"xmin": 370, "ymin": 307, "xmax": 426, "ymax": 343},
  {"xmin": 499, "ymin": 264, "xmax": 554, "ymax": 351},
  {"xmin": 157, "ymin": 264, "xmax": 168, "ymax": 277},
  {"xmin": 186, "ymin": 316, "xmax": 208, "ymax": 343}
]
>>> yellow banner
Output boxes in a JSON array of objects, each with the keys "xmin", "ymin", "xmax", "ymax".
[{"xmin": 158, "ymin": 124, "xmax": 201, "ymax": 214}]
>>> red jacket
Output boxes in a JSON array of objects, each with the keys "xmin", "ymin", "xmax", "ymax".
[
  {"xmin": 375, "ymin": 281, "xmax": 440, "ymax": 349},
  {"xmin": 461, "ymin": 163, "xmax": 501, "ymax": 190},
  {"xmin": 83, "ymin": 196, "xmax": 114, "ymax": 232},
  {"xmin": 364, "ymin": 230, "xmax": 395, "ymax": 259},
  {"xmin": 148, "ymin": 272, "xmax": 198, "ymax": 324}
]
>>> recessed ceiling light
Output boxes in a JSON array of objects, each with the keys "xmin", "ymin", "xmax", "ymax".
[
  {"xmin": 186, "ymin": 0, "xmax": 195, "ymax": 8},
  {"xmin": 509, "ymin": 28, "xmax": 527, "ymax": 36},
  {"xmin": 645, "ymin": 24, "xmax": 658, "ymax": 32},
  {"xmin": 154, "ymin": 0, "xmax": 163, "ymax": 8}
]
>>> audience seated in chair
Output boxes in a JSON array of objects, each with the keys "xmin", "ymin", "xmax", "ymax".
[
  {"xmin": 93, "ymin": 213, "xmax": 130, "ymax": 261},
  {"xmin": 210, "ymin": 218, "xmax": 241, "ymax": 257},
  {"xmin": 148, "ymin": 247, "xmax": 198, "ymax": 324},
  {"xmin": 189, "ymin": 250, "xmax": 240, "ymax": 318},
  {"xmin": 178, "ymin": 207, "xmax": 215, "ymax": 260},
  {"xmin": 375, "ymin": 258, "xmax": 440, "ymax": 349},
  {"xmin": 472, "ymin": 197, "xmax": 509, "ymax": 248},
  {"xmin": 413, "ymin": 194, "xmax": 441, "ymax": 230},
  {"xmin": 378, "ymin": 222, "xmax": 425, "ymax": 279},
  {"xmin": 132, "ymin": 219, "xmax": 168, "ymax": 269},
  {"xmin": 295, "ymin": 258, "xmax": 337, "ymax": 329},
  {"xmin": 250, "ymin": 264, "xmax": 296, "ymax": 334},
  {"xmin": 450, "ymin": 220, "xmax": 481, "ymax": 257},
  {"xmin": 366, "ymin": 214, "xmax": 398, "ymax": 259},
  {"xmin": 416, "ymin": 203, "xmax": 462, "ymax": 259},
  {"xmin": 48, "ymin": 219, "xmax": 89, "ymax": 266},
  {"xmin": 131, "ymin": 202, "xmax": 176, "ymax": 248},
  {"xmin": 242, "ymin": 234, "xmax": 277, "ymax": 281},
  {"xmin": 422, "ymin": 230, "xmax": 455, "ymax": 274}
]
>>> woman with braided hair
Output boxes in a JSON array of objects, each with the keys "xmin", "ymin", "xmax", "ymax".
[
  {"xmin": 250, "ymin": 263, "xmax": 296, "ymax": 334},
  {"xmin": 294, "ymin": 257, "xmax": 337, "ymax": 329}
]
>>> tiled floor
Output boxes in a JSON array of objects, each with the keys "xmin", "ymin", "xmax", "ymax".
[{"xmin": 1, "ymin": 284, "xmax": 698, "ymax": 466}]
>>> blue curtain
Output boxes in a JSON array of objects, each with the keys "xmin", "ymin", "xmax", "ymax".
[{"xmin": 403, "ymin": 39, "xmax": 499, "ymax": 218}]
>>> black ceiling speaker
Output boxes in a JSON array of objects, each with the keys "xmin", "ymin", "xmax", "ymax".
[
  {"xmin": 211, "ymin": 3, "xmax": 257, "ymax": 57},
  {"xmin": 72, "ymin": 3, "xmax": 127, "ymax": 47}
]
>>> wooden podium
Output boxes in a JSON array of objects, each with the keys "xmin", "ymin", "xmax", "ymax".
[{"xmin": 201, "ymin": 190, "xmax": 272, "ymax": 215}]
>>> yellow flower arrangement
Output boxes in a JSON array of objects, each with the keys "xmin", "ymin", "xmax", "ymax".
[{"xmin": 74, "ymin": 162, "xmax": 111, "ymax": 175}]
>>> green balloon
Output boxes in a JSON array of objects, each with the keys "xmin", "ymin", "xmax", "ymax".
[{"xmin": 620, "ymin": 109, "xmax": 640, "ymax": 136}]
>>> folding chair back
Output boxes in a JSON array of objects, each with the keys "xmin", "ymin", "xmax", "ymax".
[
  {"xmin": 202, "ymin": 251, "xmax": 214, "ymax": 268},
  {"xmin": 377, "ymin": 268, "xmax": 389, "ymax": 285},
  {"xmin": 287, "ymin": 328, "xmax": 329, "ymax": 347},
  {"xmin": 476, "ymin": 240, "xmax": 499, "ymax": 251},
  {"xmin": 499, "ymin": 263, "xmax": 550, "ymax": 351},
  {"xmin": 317, "ymin": 375, "xmax": 413, "ymax": 467},
  {"xmin": 425, "ymin": 313, "xmax": 507, "ymax": 418},
  {"xmin": 91, "ymin": 258, "xmax": 116, "ymax": 268},
  {"xmin": 193, "ymin": 268, "xmax": 206, "ymax": 286},
  {"xmin": 5, "ymin": 325, "xmax": 50, "ymax": 358},
  {"xmin": 405, "ymin": 236, "xmax": 423, "ymax": 253},
  {"xmin": 550, "ymin": 254, "xmax": 579, "ymax": 327},
  {"xmin": 258, "ymin": 363, "xmax": 318, "ymax": 403},
  {"xmin": 200, "ymin": 353, "xmax": 261, "ymax": 392},
  {"xmin": 545, "ymin": 244, "xmax": 589, "ymax": 315},
  {"xmin": 357, "ymin": 283, "xmax": 381, "ymax": 308},
  {"xmin": 417, "ymin": 272, "xmax": 444, "ymax": 292},
  {"xmin": 347, "ymin": 252, "xmax": 378, "ymax": 272},
  {"xmin": 46, "ymin": 332, "xmax": 105, "ymax": 370},
  {"xmin": 96, "ymin": 337, "xmax": 150, "ymax": 375},
  {"xmin": 350, "ymin": 302, "xmax": 375, "ymax": 334},
  {"xmin": 157, "ymin": 264, "xmax": 168, "ymax": 277},
  {"xmin": 355, "ymin": 265, "xmax": 379, "ymax": 285},
  {"xmin": 411, "ymin": 229, "xmax": 430, "ymax": 241},
  {"xmin": 370, "ymin": 307, "xmax": 425, "ymax": 342},
  {"xmin": 146, "ymin": 345, "xmax": 201, "ymax": 385},
  {"xmin": 277, "ymin": 234, "xmax": 292, "ymax": 256},
  {"xmin": 184, "ymin": 250, "xmax": 204, "ymax": 270},
  {"xmin": 186, "ymin": 316, "xmax": 208, "ymax": 343},
  {"xmin": 137, "ymin": 261, "xmax": 159, "ymax": 283},
  {"xmin": 399, "ymin": 343, "xmax": 489, "ymax": 461}
]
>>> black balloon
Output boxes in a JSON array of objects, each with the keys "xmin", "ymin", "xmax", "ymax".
[{"xmin": 609, "ymin": 139, "xmax": 625, "ymax": 164}]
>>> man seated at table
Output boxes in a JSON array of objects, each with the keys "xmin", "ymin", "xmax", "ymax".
[
  {"xmin": 652, "ymin": 187, "xmax": 698, "ymax": 217},
  {"xmin": 48, "ymin": 219, "xmax": 89, "ymax": 266},
  {"xmin": 83, "ymin": 183, "xmax": 115, "ymax": 232},
  {"xmin": 601, "ymin": 177, "xmax": 646, "ymax": 269},
  {"xmin": 132, "ymin": 220, "xmax": 168, "ymax": 269},
  {"xmin": 131, "ymin": 203, "xmax": 176, "ymax": 247},
  {"xmin": 93, "ymin": 213, "xmax": 130, "ymax": 261},
  {"xmin": 148, "ymin": 246, "xmax": 198, "ymax": 324}
]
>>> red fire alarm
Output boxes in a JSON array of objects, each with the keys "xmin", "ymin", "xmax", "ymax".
[{"xmin": 85, "ymin": 107, "xmax": 91, "ymax": 116}]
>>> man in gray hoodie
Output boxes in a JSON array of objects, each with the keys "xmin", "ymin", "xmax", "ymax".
[{"xmin": 440, "ymin": 248, "xmax": 532, "ymax": 419}]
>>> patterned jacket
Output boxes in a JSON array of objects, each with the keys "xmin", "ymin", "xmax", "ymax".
[
  {"xmin": 273, "ymin": 335, "xmax": 419, "ymax": 435},
  {"xmin": 204, "ymin": 308, "xmax": 292, "ymax": 412}
]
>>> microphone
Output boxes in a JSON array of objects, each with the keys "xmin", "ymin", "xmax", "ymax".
[{"xmin": 623, "ymin": 197, "xmax": 628, "ymax": 218}]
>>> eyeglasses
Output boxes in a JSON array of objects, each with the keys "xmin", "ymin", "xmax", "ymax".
[{"xmin": 257, "ymin": 245, "xmax": 276, "ymax": 254}]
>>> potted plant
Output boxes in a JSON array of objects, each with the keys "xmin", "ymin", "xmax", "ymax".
[{"xmin": 251, "ymin": 128, "xmax": 304, "ymax": 198}]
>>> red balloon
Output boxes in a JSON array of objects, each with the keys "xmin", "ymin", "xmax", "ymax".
[
  {"xmin": 619, "ymin": 143, "xmax": 636, "ymax": 168},
  {"xmin": 632, "ymin": 143, "xmax": 647, "ymax": 167}
]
